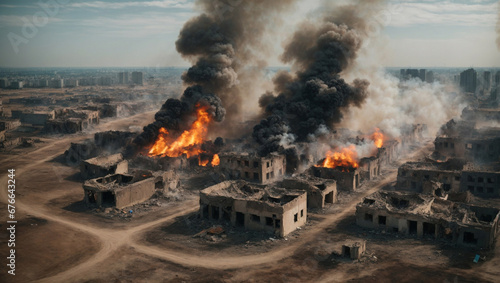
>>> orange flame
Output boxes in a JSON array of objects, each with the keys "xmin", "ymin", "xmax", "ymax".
[
  {"xmin": 371, "ymin": 128, "xmax": 384, "ymax": 148},
  {"xmin": 211, "ymin": 154, "xmax": 220, "ymax": 166},
  {"xmin": 316, "ymin": 145, "xmax": 359, "ymax": 171},
  {"xmin": 148, "ymin": 105, "xmax": 211, "ymax": 158}
]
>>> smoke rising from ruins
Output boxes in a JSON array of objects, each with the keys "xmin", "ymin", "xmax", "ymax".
[{"xmin": 135, "ymin": 0, "xmax": 297, "ymax": 148}]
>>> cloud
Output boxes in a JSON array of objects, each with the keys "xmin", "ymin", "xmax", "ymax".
[
  {"xmin": 0, "ymin": 15, "xmax": 64, "ymax": 28},
  {"xmin": 69, "ymin": 0, "xmax": 193, "ymax": 9}
]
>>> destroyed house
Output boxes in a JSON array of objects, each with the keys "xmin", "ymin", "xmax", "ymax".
[
  {"xmin": 460, "ymin": 163, "xmax": 500, "ymax": 197},
  {"xmin": 356, "ymin": 191, "xmax": 500, "ymax": 249},
  {"xmin": 65, "ymin": 139, "xmax": 99, "ymax": 165},
  {"xmin": 83, "ymin": 173, "xmax": 155, "ymax": 209},
  {"xmin": 199, "ymin": 180, "xmax": 307, "ymax": 237},
  {"xmin": 397, "ymin": 160, "xmax": 465, "ymax": 193},
  {"xmin": 359, "ymin": 156, "xmax": 381, "ymax": 181},
  {"xmin": 400, "ymin": 124, "xmax": 427, "ymax": 145},
  {"xmin": 309, "ymin": 166, "xmax": 361, "ymax": 191},
  {"xmin": 218, "ymin": 152, "xmax": 286, "ymax": 184},
  {"xmin": 279, "ymin": 177, "xmax": 337, "ymax": 209},
  {"xmin": 80, "ymin": 153, "xmax": 128, "ymax": 180},
  {"xmin": 377, "ymin": 140, "xmax": 400, "ymax": 165}
]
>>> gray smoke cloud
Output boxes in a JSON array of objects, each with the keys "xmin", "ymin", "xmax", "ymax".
[
  {"xmin": 253, "ymin": 1, "xmax": 386, "ymax": 156},
  {"xmin": 135, "ymin": 0, "xmax": 297, "ymax": 148}
]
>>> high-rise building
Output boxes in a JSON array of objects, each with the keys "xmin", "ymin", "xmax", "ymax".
[
  {"xmin": 425, "ymin": 71, "xmax": 434, "ymax": 83},
  {"xmin": 419, "ymin": 69, "xmax": 426, "ymax": 82},
  {"xmin": 50, "ymin": 79, "xmax": 64, "ymax": 88},
  {"xmin": 131, "ymin": 71, "xmax": 143, "ymax": 85},
  {"xmin": 118, "ymin": 72, "xmax": 129, "ymax": 84},
  {"xmin": 405, "ymin": 69, "xmax": 419, "ymax": 80},
  {"xmin": 483, "ymin": 71, "xmax": 491, "ymax": 91},
  {"xmin": 459, "ymin": 68, "xmax": 477, "ymax": 93},
  {"xmin": 10, "ymin": 81, "xmax": 23, "ymax": 89}
]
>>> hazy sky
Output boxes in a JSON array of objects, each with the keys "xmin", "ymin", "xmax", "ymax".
[{"xmin": 0, "ymin": 0, "xmax": 499, "ymax": 68}]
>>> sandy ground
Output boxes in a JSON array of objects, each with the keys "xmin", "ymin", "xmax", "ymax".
[{"xmin": 0, "ymin": 113, "xmax": 499, "ymax": 283}]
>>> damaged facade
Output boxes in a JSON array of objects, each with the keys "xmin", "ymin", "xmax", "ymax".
[
  {"xmin": 199, "ymin": 180, "xmax": 307, "ymax": 237},
  {"xmin": 279, "ymin": 177, "xmax": 337, "ymax": 209},
  {"xmin": 83, "ymin": 173, "xmax": 155, "ymax": 209},
  {"xmin": 356, "ymin": 191, "xmax": 500, "ymax": 249},
  {"xmin": 80, "ymin": 153, "xmax": 128, "ymax": 180},
  {"xmin": 218, "ymin": 152, "xmax": 286, "ymax": 184},
  {"xmin": 460, "ymin": 163, "xmax": 500, "ymax": 197},
  {"xmin": 309, "ymin": 166, "xmax": 361, "ymax": 191}
]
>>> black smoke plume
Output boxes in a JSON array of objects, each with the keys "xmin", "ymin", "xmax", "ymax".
[
  {"xmin": 253, "ymin": 4, "xmax": 373, "ymax": 156},
  {"xmin": 135, "ymin": 0, "xmax": 296, "ymax": 149}
]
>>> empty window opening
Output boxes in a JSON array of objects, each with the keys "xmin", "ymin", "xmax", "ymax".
[
  {"xmin": 222, "ymin": 207, "xmax": 231, "ymax": 221},
  {"xmin": 487, "ymin": 178, "xmax": 494, "ymax": 184},
  {"xmin": 275, "ymin": 219, "xmax": 281, "ymax": 228},
  {"xmin": 411, "ymin": 181, "xmax": 417, "ymax": 190},
  {"xmin": 301, "ymin": 209, "xmax": 304, "ymax": 217},
  {"xmin": 211, "ymin": 206, "xmax": 220, "ymax": 220},
  {"xmin": 236, "ymin": 212, "xmax": 245, "ymax": 226},
  {"xmin": 378, "ymin": 215, "xmax": 386, "ymax": 225},
  {"xmin": 467, "ymin": 175, "xmax": 475, "ymax": 182},
  {"xmin": 424, "ymin": 175, "xmax": 430, "ymax": 180},
  {"xmin": 266, "ymin": 172, "xmax": 269, "ymax": 180},
  {"xmin": 343, "ymin": 246, "xmax": 351, "ymax": 258},
  {"xmin": 393, "ymin": 227, "xmax": 399, "ymax": 233},
  {"xmin": 202, "ymin": 205, "xmax": 209, "ymax": 219},
  {"xmin": 468, "ymin": 186, "xmax": 474, "ymax": 192},
  {"xmin": 463, "ymin": 232, "xmax": 478, "ymax": 244},
  {"xmin": 266, "ymin": 162, "xmax": 270, "ymax": 168},
  {"xmin": 408, "ymin": 220, "xmax": 417, "ymax": 235},
  {"xmin": 477, "ymin": 187, "xmax": 484, "ymax": 193},
  {"xmin": 245, "ymin": 172, "xmax": 249, "ymax": 178},
  {"xmin": 487, "ymin": 187, "xmax": 494, "ymax": 194},
  {"xmin": 294, "ymin": 213, "xmax": 298, "ymax": 222},
  {"xmin": 244, "ymin": 160, "xmax": 249, "ymax": 167},
  {"xmin": 478, "ymin": 177, "xmax": 484, "ymax": 183},
  {"xmin": 423, "ymin": 222, "xmax": 435, "ymax": 236},
  {"xmin": 355, "ymin": 174, "xmax": 359, "ymax": 188},
  {"xmin": 455, "ymin": 176, "xmax": 460, "ymax": 181},
  {"xmin": 253, "ymin": 161, "xmax": 258, "ymax": 168},
  {"xmin": 365, "ymin": 213, "xmax": 373, "ymax": 222},
  {"xmin": 253, "ymin": 173, "xmax": 259, "ymax": 181},
  {"xmin": 251, "ymin": 214, "xmax": 260, "ymax": 223},
  {"xmin": 265, "ymin": 217, "xmax": 273, "ymax": 226},
  {"xmin": 325, "ymin": 191, "xmax": 334, "ymax": 204},
  {"xmin": 86, "ymin": 191, "xmax": 96, "ymax": 203},
  {"xmin": 101, "ymin": 192, "xmax": 115, "ymax": 207}
]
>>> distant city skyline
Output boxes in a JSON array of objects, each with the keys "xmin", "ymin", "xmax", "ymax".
[{"xmin": 0, "ymin": 0, "xmax": 499, "ymax": 68}]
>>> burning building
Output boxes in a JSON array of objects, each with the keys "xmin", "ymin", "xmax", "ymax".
[
  {"xmin": 83, "ymin": 173, "xmax": 155, "ymax": 209},
  {"xmin": 199, "ymin": 180, "xmax": 307, "ymax": 237},
  {"xmin": 356, "ymin": 191, "xmax": 500, "ymax": 249},
  {"xmin": 217, "ymin": 152, "xmax": 286, "ymax": 184}
]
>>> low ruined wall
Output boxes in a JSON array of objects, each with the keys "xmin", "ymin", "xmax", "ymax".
[{"xmin": 115, "ymin": 178, "xmax": 156, "ymax": 209}]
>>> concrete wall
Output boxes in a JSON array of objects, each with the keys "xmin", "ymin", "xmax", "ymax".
[
  {"xmin": 434, "ymin": 137, "xmax": 465, "ymax": 158},
  {"xmin": 219, "ymin": 154, "xmax": 286, "ymax": 184},
  {"xmin": 80, "ymin": 159, "xmax": 128, "ymax": 180},
  {"xmin": 280, "ymin": 178, "xmax": 337, "ymax": 209},
  {"xmin": 115, "ymin": 178, "xmax": 156, "ymax": 209},
  {"xmin": 311, "ymin": 167, "xmax": 360, "ymax": 191}
]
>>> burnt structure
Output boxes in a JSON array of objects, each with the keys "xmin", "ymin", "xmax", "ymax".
[
  {"xmin": 356, "ymin": 191, "xmax": 500, "ymax": 249},
  {"xmin": 218, "ymin": 152, "xmax": 286, "ymax": 184},
  {"xmin": 80, "ymin": 153, "xmax": 128, "ymax": 180},
  {"xmin": 397, "ymin": 159, "xmax": 465, "ymax": 193},
  {"xmin": 359, "ymin": 156, "xmax": 381, "ymax": 181},
  {"xmin": 460, "ymin": 163, "xmax": 500, "ymax": 197},
  {"xmin": 309, "ymin": 166, "xmax": 361, "ymax": 191},
  {"xmin": 83, "ymin": 173, "xmax": 156, "ymax": 209},
  {"xmin": 199, "ymin": 180, "xmax": 307, "ymax": 237},
  {"xmin": 279, "ymin": 177, "xmax": 337, "ymax": 209}
]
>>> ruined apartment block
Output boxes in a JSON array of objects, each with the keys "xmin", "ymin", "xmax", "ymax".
[
  {"xmin": 460, "ymin": 163, "xmax": 500, "ymax": 197},
  {"xmin": 397, "ymin": 160, "xmax": 465, "ymax": 193},
  {"xmin": 80, "ymin": 153, "xmax": 128, "ymax": 180},
  {"xmin": 356, "ymin": 191, "xmax": 500, "ymax": 249},
  {"xmin": 309, "ymin": 166, "xmax": 361, "ymax": 191},
  {"xmin": 199, "ymin": 180, "xmax": 307, "ymax": 237},
  {"xmin": 218, "ymin": 152, "xmax": 286, "ymax": 184},
  {"xmin": 279, "ymin": 177, "xmax": 337, "ymax": 209},
  {"xmin": 83, "ymin": 173, "xmax": 156, "ymax": 209}
]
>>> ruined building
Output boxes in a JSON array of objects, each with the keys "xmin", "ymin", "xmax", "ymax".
[
  {"xmin": 279, "ymin": 177, "xmax": 337, "ymax": 209},
  {"xmin": 308, "ymin": 166, "xmax": 361, "ymax": 191},
  {"xmin": 218, "ymin": 152, "xmax": 286, "ymax": 184},
  {"xmin": 356, "ymin": 191, "xmax": 500, "ymax": 249},
  {"xmin": 460, "ymin": 163, "xmax": 500, "ymax": 197},
  {"xmin": 199, "ymin": 180, "xmax": 307, "ymax": 237},
  {"xmin": 397, "ymin": 159, "xmax": 465, "ymax": 193},
  {"xmin": 80, "ymin": 153, "xmax": 128, "ymax": 180},
  {"xmin": 83, "ymin": 173, "xmax": 155, "ymax": 209}
]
